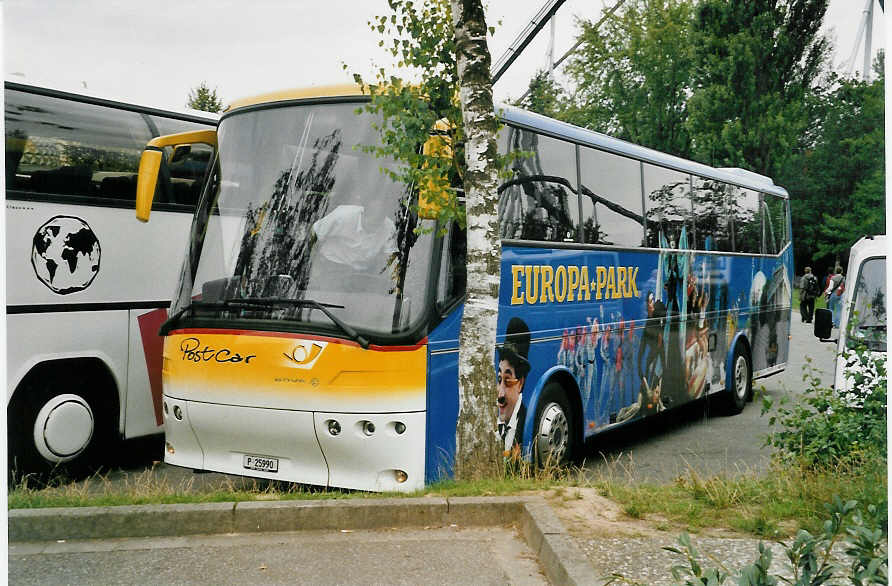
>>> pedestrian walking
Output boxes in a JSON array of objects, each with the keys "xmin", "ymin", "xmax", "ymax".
[
  {"xmin": 824, "ymin": 265, "xmax": 845, "ymax": 328},
  {"xmin": 799, "ymin": 267, "xmax": 819, "ymax": 323}
]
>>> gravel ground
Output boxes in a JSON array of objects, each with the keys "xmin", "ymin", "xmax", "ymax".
[{"xmin": 579, "ymin": 535, "xmax": 791, "ymax": 584}]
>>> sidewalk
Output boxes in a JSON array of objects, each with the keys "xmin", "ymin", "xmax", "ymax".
[{"xmin": 10, "ymin": 493, "xmax": 797, "ymax": 585}]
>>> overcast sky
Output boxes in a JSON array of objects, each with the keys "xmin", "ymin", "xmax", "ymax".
[{"xmin": 3, "ymin": 0, "xmax": 886, "ymax": 112}]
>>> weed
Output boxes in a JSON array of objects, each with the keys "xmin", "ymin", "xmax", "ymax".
[
  {"xmin": 663, "ymin": 497, "xmax": 888, "ymax": 585},
  {"xmin": 763, "ymin": 332, "xmax": 886, "ymax": 469}
]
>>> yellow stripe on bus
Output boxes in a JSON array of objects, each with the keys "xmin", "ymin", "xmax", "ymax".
[{"xmin": 162, "ymin": 332, "xmax": 426, "ymax": 403}]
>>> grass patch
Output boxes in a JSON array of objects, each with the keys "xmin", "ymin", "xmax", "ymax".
[
  {"xmin": 9, "ymin": 458, "xmax": 886, "ymax": 541},
  {"xmin": 8, "ymin": 469, "xmax": 364, "ymax": 509},
  {"xmin": 591, "ymin": 457, "xmax": 886, "ymax": 537},
  {"xmin": 7, "ymin": 460, "xmax": 581, "ymax": 510}
]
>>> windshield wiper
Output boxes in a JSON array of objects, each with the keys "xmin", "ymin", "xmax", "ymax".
[
  {"xmin": 166, "ymin": 299, "xmax": 279, "ymax": 323},
  {"xmin": 232, "ymin": 297, "xmax": 370, "ymax": 349},
  {"xmin": 165, "ymin": 298, "xmax": 369, "ymax": 349}
]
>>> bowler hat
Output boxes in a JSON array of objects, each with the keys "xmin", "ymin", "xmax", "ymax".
[{"xmin": 498, "ymin": 317, "xmax": 531, "ymax": 378}]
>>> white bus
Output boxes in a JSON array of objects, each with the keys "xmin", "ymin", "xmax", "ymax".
[
  {"xmin": 6, "ymin": 81, "xmax": 218, "ymax": 478},
  {"xmin": 814, "ymin": 235, "xmax": 887, "ymax": 392}
]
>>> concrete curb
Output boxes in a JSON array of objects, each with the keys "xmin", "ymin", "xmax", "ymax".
[{"xmin": 9, "ymin": 496, "xmax": 598, "ymax": 585}]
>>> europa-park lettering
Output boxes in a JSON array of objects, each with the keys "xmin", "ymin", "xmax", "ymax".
[{"xmin": 510, "ymin": 264, "xmax": 640, "ymax": 306}]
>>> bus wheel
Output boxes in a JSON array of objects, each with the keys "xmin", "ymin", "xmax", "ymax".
[
  {"xmin": 8, "ymin": 369, "xmax": 111, "ymax": 483},
  {"xmin": 533, "ymin": 383, "xmax": 575, "ymax": 468},
  {"xmin": 722, "ymin": 345, "xmax": 751, "ymax": 415}
]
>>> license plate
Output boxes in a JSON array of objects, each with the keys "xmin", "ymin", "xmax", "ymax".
[{"xmin": 243, "ymin": 454, "xmax": 279, "ymax": 473}]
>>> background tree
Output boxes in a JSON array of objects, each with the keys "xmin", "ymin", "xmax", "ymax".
[
  {"xmin": 354, "ymin": 0, "xmax": 503, "ymax": 478},
  {"xmin": 686, "ymin": 0, "xmax": 830, "ymax": 176},
  {"xmin": 562, "ymin": 0, "xmax": 695, "ymax": 158},
  {"xmin": 187, "ymin": 81, "xmax": 224, "ymax": 113},
  {"xmin": 778, "ymin": 53, "xmax": 886, "ymax": 272},
  {"xmin": 521, "ymin": 70, "xmax": 566, "ymax": 118}
]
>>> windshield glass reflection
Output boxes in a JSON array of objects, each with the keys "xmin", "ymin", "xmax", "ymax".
[
  {"xmin": 849, "ymin": 257, "xmax": 886, "ymax": 352},
  {"xmin": 172, "ymin": 102, "xmax": 434, "ymax": 337}
]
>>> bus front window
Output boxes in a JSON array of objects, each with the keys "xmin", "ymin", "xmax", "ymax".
[
  {"xmin": 848, "ymin": 257, "xmax": 887, "ymax": 352},
  {"xmin": 169, "ymin": 102, "xmax": 435, "ymax": 340}
]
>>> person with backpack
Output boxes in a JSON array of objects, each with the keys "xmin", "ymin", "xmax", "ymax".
[
  {"xmin": 800, "ymin": 266, "xmax": 819, "ymax": 323},
  {"xmin": 824, "ymin": 265, "xmax": 845, "ymax": 328}
]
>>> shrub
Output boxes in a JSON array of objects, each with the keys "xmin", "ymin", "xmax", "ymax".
[
  {"xmin": 664, "ymin": 496, "xmax": 888, "ymax": 585},
  {"xmin": 762, "ymin": 342, "xmax": 886, "ymax": 468}
]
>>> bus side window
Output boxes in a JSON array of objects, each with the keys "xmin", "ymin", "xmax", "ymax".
[
  {"xmin": 762, "ymin": 193, "xmax": 788, "ymax": 255},
  {"xmin": 578, "ymin": 146, "xmax": 644, "ymax": 247},
  {"xmin": 4, "ymin": 88, "xmax": 151, "ymax": 202},
  {"xmin": 498, "ymin": 127, "xmax": 579, "ymax": 243},
  {"xmin": 730, "ymin": 188, "xmax": 761, "ymax": 254},
  {"xmin": 692, "ymin": 176, "xmax": 733, "ymax": 252},
  {"xmin": 437, "ymin": 223, "xmax": 467, "ymax": 308},
  {"xmin": 643, "ymin": 164, "xmax": 693, "ymax": 249}
]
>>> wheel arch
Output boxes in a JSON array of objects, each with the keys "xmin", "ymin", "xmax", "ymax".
[
  {"xmin": 9, "ymin": 356, "xmax": 122, "ymax": 435},
  {"xmin": 521, "ymin": 366, "xmax": 584, "ymax": 460},
  {"xmin": 725, "ymin": 332, "xmax": 752, "ymax": 398}
]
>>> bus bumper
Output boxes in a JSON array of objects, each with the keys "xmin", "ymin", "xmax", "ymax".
[{"xmin": 163, "ymin": 394, "xmax": 425, "ymax": 492}]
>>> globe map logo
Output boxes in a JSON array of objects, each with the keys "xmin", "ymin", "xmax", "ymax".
[{"xmin": 31, "ymin": 216, "xmax": 101, "ymax": 294}]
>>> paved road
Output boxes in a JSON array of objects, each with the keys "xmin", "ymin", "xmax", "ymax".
[
  {"xmin": 580, "ymin": 316, "xmax": 838, "ymax": 483},
  {"xmin": 10, "ymin": 525, "xmax": 547, "ymax": 586}
]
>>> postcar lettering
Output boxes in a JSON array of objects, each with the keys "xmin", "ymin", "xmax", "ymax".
[
  {"xmin": 510, "ymin": 264, "xmax": 640, "ymax": 305},
  {"xmin": 179, "ymin": 337, "xmax": 256, "ymax": 364}
]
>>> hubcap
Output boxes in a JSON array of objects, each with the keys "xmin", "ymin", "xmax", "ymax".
[
  {"xmin": 33, "ymin": 394, "xmax": 94, "ymax": 463},
  {"xmin": 734, "ymin": 356, "xmax": 749, "ymax": 399},
  {"xmin": 536, "ymin": 403, "xmax": 569, "ymax": 465}
]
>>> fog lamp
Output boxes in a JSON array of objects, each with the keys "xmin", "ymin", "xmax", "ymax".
[
  {"xmin": 166, "ymin": 442, "xmax": 175, "ymax": 454},
  {"xmin": 395, "ymin": 470, "xmax": 408, "ymax": 483},
  {"xmin": 328, "ymin": 419, "xmax": 341, "ymax": 436},
  {"xmin": 362, "ymin": 421, "xmax": 375, "ymax": 436},
  {"xmin": 173, "ymin": 405, "xmax": 184, "ymax": 420},
  {"xmin": 394, "ymin": 421, "xmax": 406, "ymax": 435}
]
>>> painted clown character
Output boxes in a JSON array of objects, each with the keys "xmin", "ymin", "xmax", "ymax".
[{"xmin": 497, "ymin": 317, "xmax": 531, "ymax": 460}]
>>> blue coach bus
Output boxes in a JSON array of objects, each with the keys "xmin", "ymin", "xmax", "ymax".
[{"xmin": 133, "ymin": 86, "xmax": 792, "ymax": 492}]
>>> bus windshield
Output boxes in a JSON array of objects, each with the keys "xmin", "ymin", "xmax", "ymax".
[
  {"xmin": 169, "ymin": 101, "xmax": 435, "ymax": 340},
  {"xmin": 848, "ymin": 257, "xmax": 886, "ymax": 352}
]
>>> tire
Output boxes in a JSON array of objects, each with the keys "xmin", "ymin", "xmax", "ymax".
[
  {"xmin": 8, "ymin": 367, "xmax": 116, "ymax": 484},
  {"xmin": 532, "ymin": 383, "xmax": 577, "ymax": 468},
  {"xmin": 721, "ymin": 344, "xmax": 751, "ymax": 415}
]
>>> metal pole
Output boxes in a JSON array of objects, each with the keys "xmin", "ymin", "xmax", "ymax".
[
  {"xmin": 548, "ymin": 16, "xmax": 556, "ymax": 77},
  {"xmin": 863, "ymin": 0, "xmax": 874, "ymax": 81},
  {"xmin": 514, "ymin": 0, "xmax": 627, "ymax": 103},
  {"xmin": 491, "ymin": 0, "xmax": 567, "ymax": 84}
]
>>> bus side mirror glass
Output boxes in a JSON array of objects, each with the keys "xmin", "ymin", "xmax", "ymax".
[
  {"xmin": 418, "ymin": 120, "xmax": 453, "ymax": 221},
  {"xmin": 136, "ymin": 148, "xmax": 163, "ymax": 222},
  {"xmin": 814, "ymin": 308, "xmax": 832, "ymax": 340}
]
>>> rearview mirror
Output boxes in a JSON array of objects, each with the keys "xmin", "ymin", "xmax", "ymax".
[{"xmin": 136, "ymin": 129, "xmax": 217, "ymax": 222}]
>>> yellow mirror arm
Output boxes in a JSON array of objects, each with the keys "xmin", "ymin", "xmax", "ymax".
[{"xmin": 136, "ymin": 130, "xmax": 218, "ymax": 223}]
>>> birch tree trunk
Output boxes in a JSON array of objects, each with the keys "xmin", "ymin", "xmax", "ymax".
[{"xmin": 450, "ymin": 0, "xmax": 503, "ymax": 479}]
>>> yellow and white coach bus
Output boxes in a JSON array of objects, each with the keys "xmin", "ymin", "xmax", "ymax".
[
  {"xmin": 6, "ymin": 81, "xmax": 217, "ymax": 478},
  {"xmin": 135, "ymin": 85, "xmax": 792, "ymax": 492}
]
